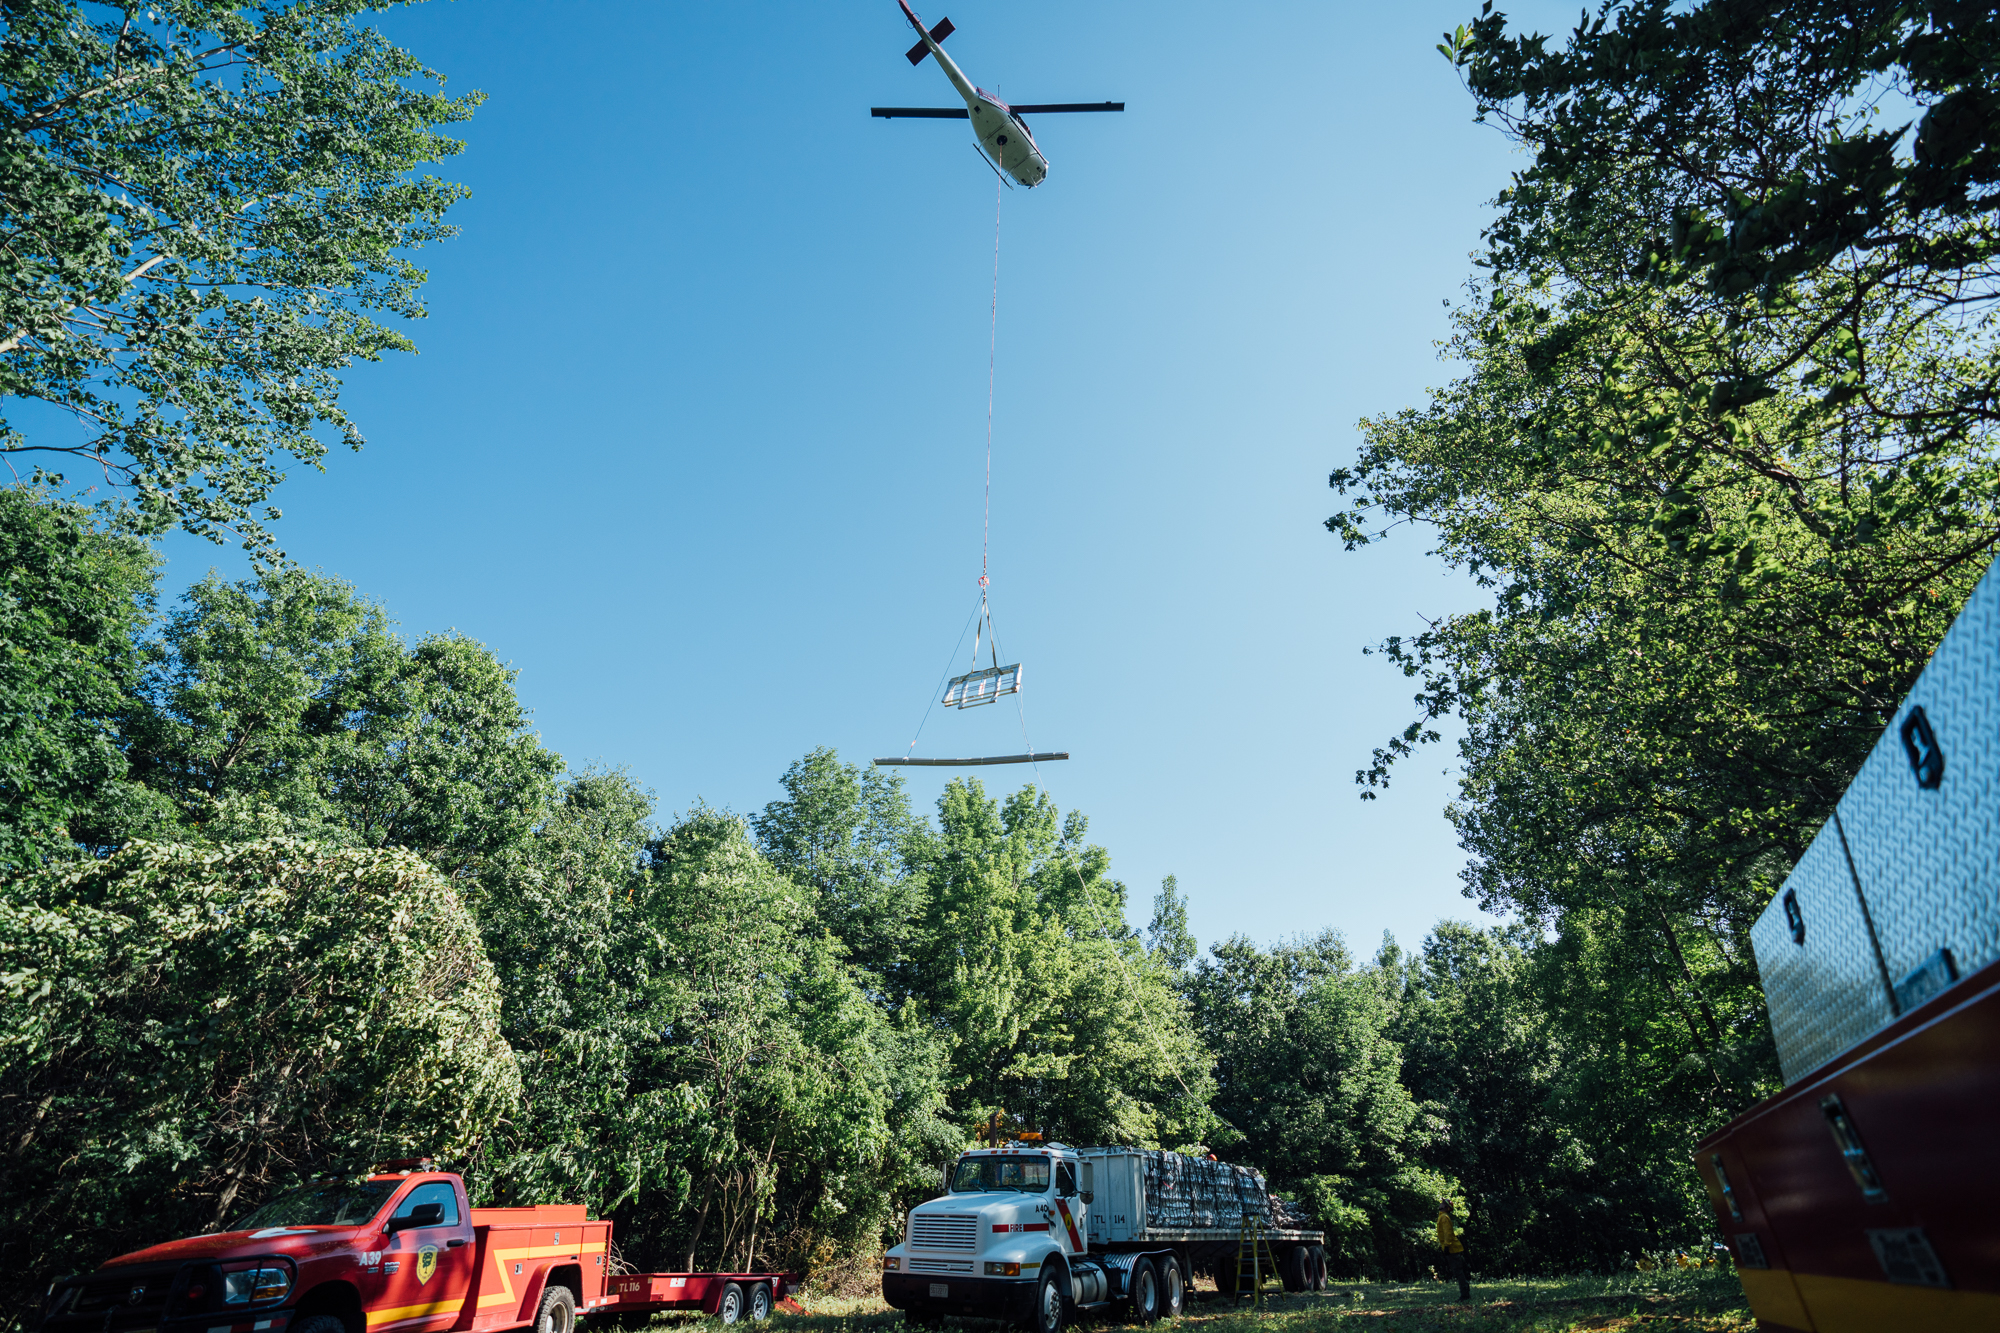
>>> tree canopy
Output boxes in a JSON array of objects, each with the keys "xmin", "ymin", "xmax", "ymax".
[{"xmin": 1, "ymin": 0, "xmax": 479, "ymax": 555}]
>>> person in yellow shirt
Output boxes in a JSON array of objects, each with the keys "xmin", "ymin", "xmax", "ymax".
[{"xmin": 1436, "ymin": 1199, "xmax": 1469, "ymax": 1302}]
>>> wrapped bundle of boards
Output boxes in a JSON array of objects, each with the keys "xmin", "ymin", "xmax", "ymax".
[{"xmin": 1138, "ymin": 1151, "xmax": 1274, "ymax": 1230}]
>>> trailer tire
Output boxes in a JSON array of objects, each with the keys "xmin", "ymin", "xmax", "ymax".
[
  {"xmin": 1308, "ymin": 1246, "xmax": 1327, "ymax": 1291},
  {"xmin": 1127, "ymin": 1259, "xmax": 1161, "ymax": 1324},
  {"xmin": 1027, "ymin": 1265, "xmax": 1066, "ymax": 1333},
  {"xmin": 717, "ymin": 1284, "xmax": 745, "ymax": 1326},
  {"xmin": 747, "ymin": 1284, "xmax": 772, "ymax": 1323},
  {"xmin": 1280, "ymin": 1246, "xmax": 1308, "ymax": 1293},
  {"xmin": 536, "ymin": 1286, "xmax": 577, "ymax": 1333},
  {"xmin": 1211, "ymin": 1263, "xmax": 1238, "ymax": 1297},
  {"xmin": 1158, "ymin": 1257, "xmax": 1186, "ymax": 1319}
]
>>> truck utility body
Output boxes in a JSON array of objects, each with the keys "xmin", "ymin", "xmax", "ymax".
[
  {"xmin": 38, "ymin": 1170, "xmax": 795, "ymax": 1333},
  {"xmin": 883, "ymin": 1145, "xmax": 1324, "ymax": 1332},
  {"xmin": 1698, "ymin": 558, "xmax": 2000, "ymax": 1331}
]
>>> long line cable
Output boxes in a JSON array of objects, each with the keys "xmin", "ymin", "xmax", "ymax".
[{"xmin": 982, "ymin": 169, "xmax": 1000, "ymax": 590}]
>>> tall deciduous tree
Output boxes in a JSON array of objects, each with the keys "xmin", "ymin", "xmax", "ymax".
[
  {"xmin": 0, "ymin": 1, "xmax": 479, "ymax": 555},
  {"xmin": 0, "ymin": 839, "xmax": 520, "ymax": 1329},
  {"xmin": 108, "ymin": 568, "xmax": 562, "ymax": 873},
  {"xmin": 0, "ymin": 489, "xmax": 153, "ymax": 869},
  {"xmin": 1188, "ymin": 932, "xmax": 1445, "ymax": 1277},
  {"xmin": 907, "ymin": 779, "xmax": 1217, "ymax": 1149}
]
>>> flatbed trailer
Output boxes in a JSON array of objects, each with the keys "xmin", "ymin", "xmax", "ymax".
[{"xmin": 38, "ymin": 1170, "xmax": 799, "ymax": 1333}]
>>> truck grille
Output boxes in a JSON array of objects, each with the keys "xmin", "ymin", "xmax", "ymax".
[
  {"xmin": 45, "ymin": 1262, "xmax": 184, "ymax": 1333},
  {"xmin": 909, "ymin": 1213, "xmax": 979, "ymax": 1251}
]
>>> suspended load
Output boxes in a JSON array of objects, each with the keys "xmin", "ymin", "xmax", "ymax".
[{"xmin": 942, "ymin": 662, "xmax": 1022, "ymax": 708}]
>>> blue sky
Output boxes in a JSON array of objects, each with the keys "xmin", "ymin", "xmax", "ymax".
[{"xmin": 156, "ymin": 0, "xmax": 1580, "ymax": 958}]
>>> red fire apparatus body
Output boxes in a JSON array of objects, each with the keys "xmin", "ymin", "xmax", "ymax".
[{"xmin": 36, "ymin": 1167, "xmax": 796, "ymax": 1333}]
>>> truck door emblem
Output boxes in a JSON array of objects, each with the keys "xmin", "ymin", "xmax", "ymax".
[
  {"xmin": 129, "ymin": 1287, "xmax": 146, "ymax": 1305},
  {"xmin": 417, "ymin": 1246, "xmax": 439, "ymax": 1285},
  {"xmin": 1901, "ymin": 706, "xmax": 1945, "ymax": 789}
]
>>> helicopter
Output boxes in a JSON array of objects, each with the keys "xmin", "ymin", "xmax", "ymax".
[{"xmin": 871, "ymin": 0, "xmax": 1123, "ymax": 188}]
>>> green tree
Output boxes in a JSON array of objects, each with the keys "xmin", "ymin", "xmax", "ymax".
[
  {"xmin": 108, "ymin": 568, "xmax": 562, "ymax": 872},
  {"xmin": 1, "ymin": 0, "xmax": 480, "ymax": 555},
  {"xmin": 0, "ymin": 838, "xmax": 520, "ymax": 1329},
  {"xmin": 1188, "ymin": 933, "xmax": 1444, "ymax": 1277},
  {"xmin": 0, "ymin": 489, "xmax": 154, "ymax": 869},
  {"xmin": 1146, "ymin": 874, "xmax": 1198, "ymax": 975},
  {"xmin": 752, "ymin": 747, "xmax": 927, "ymax": 995},
  {"xmin": 907, "ymin": 779, "xmax": 1217, "ymax": 1150}
]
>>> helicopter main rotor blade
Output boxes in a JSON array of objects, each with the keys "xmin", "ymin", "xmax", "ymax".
[{"xmin": 870, "ymin": 102, "xmax": 1123, "ymax": 119}]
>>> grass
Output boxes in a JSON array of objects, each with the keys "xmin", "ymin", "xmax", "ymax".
[{"xmin": 769, "ymin": 1270, "xmax": 1752, "ymax": 1333}]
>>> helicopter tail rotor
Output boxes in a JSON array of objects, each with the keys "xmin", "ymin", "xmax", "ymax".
[{"xmin": 897, "ymin": 1, "xmax": 954, "ymax": 64}]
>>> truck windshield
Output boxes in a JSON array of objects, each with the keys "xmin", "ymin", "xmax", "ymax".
[
  {"xmin": 233, "ymin": 1181, "xmax": 397, "ymax": 1230},
  {"xmin": 951, "ymin": 1156, "xmax": 1050, "ymax": 1193}
]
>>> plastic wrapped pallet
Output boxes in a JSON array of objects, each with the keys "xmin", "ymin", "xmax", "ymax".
[
  {"xmin": 1751, "ymin": 557, "xmax": 2000, "ymax": 1081},
  {"xmin": 1139, "ymin": 1151, "xmax": 1270, "ymax": 1230}
]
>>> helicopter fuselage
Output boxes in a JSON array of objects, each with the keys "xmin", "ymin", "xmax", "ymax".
[{"xmin": 906, "ymin": 12, "xmax": 1048, "ymax": 186}]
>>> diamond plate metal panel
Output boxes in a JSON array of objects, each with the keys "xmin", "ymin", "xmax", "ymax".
[
  {"xmin": 1752, "ymin": 816, "xmax": 1895, "ymax": 1084},
  {"xmin": 1838, "ymin": 566, "xmax": 2000, "ymax": 993},
  {"xmin": 1754, "ymin": 557, "xmax": 2000, "ymax": 1082}
]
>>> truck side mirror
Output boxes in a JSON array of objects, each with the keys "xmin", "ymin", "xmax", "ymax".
[
  {"xmin": 388, "ymin": 1203, "xmax": 444, "ymax": 1232},
  {"xmin": 1079, "ymin": 1191, "xmax": 1093, "ymax": 1204}
]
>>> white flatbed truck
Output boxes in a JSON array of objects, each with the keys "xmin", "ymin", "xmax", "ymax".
[{"xmin": 882, "ymin": 1144, "xmax": 1325, "ymax": 1332}]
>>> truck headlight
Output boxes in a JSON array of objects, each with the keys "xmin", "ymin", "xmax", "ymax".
[
  {"xmin": 882, "ymin": 1258, "xmax": 900, "ymax": 1272},
  {"xmin": 984, "ymin": 1263, "xmax": 1020, "ymax": 1277},
  {"xmin": 222, "ymin": 1266, "xmax": 292, "ymax": 1305}
]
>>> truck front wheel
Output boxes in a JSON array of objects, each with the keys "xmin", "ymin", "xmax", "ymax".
[
  {"xmin": 535, "ymin": 1286, "xmax": 576, "ymax": 1333},
  {"xmin": 294, "ymin": 1315, "xmax": 348, "ymax": 1333},
  {"xmin": 1029, "ymin": 1266, "xmax": 1066, "ymax": 1333}
]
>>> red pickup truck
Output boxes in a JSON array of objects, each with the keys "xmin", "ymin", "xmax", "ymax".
[{"xmin": 35, "ymin": 1165, "xmax": 798, "ymax": 1333}]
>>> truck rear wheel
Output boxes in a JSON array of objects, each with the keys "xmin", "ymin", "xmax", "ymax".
[
  {"xmin": 717, "ymin": 1284, "xmax": 745, "ymax": 1326},
  {"xmin": 1127, "ymin": 1259, "xmax": 1160, "ymax": 1324},
  {"xmin": 747, "ymin": 1284, "xmax": 772, "ymax": 1323},
  {"xmin": 1158, "ymin": 1258, "xmax": 1185, "ymax": 1318},
  {"xmin": 535, "ymin": 1286, "xmax": 577, "ymax": 1333}
]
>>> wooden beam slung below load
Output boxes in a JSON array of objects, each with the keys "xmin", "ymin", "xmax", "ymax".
[{"xmin": 873, "ymin": 752, "xmax": 1070, "ymax": 767}]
